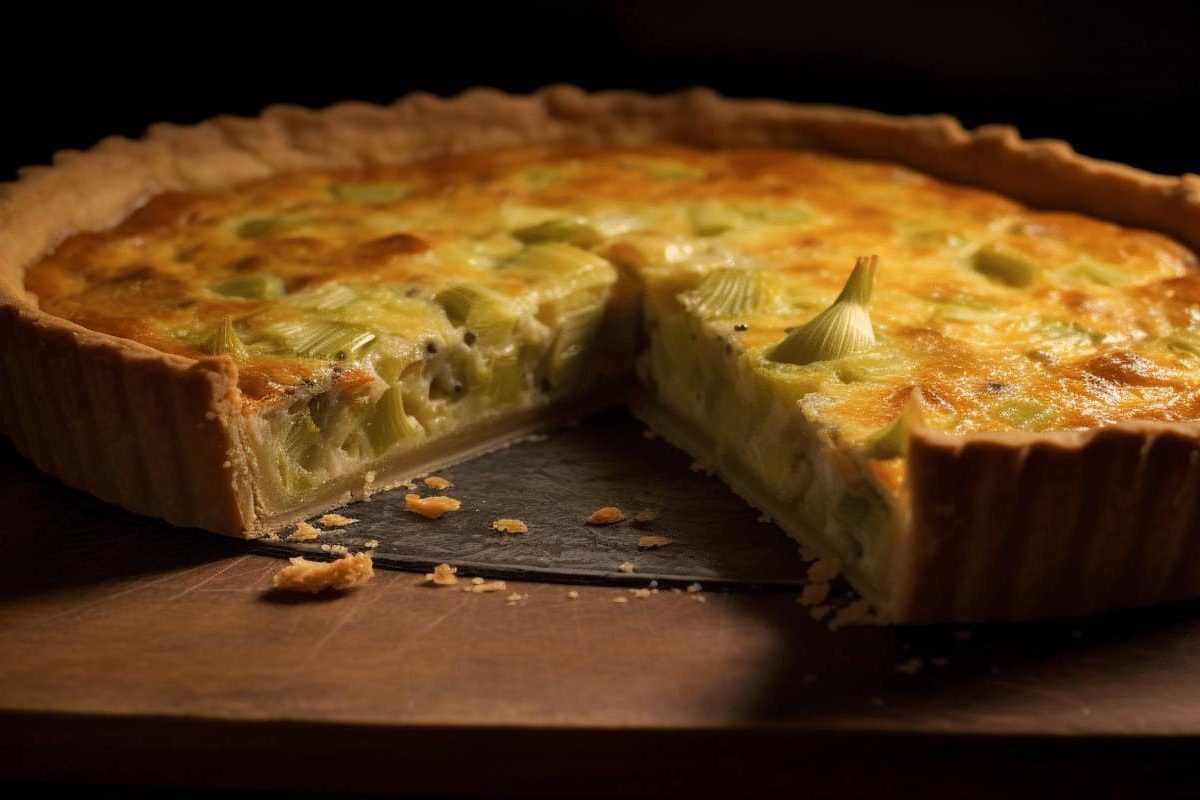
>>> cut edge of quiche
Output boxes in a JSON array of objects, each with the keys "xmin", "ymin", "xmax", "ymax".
[{"xmin": 4, "ymin": 86, "xmax": 1200, "ymax": 624}]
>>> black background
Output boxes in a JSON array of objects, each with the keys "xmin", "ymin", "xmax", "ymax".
[{"xmin": 2, "ymin": 1, "xmax": 1197, "ymax": 180}]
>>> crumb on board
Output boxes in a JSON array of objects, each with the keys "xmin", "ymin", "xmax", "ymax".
[
  {"xmin": 809, "ymin": 604, "xmax": 833, "ymax": 621},
  {"xmin": 286, "ymin": 521, "xmax": 322, "ymax": 542},
  {"xmin": 587, "ymin": 506, "xmax": 625, "ymax": 525},
  {"xmin": 807, "ymin": 558, "xmax": 842, "ymax": 583},
  {"xmin": 271, "ymin": 553, "xmax": 374, "ymax": 594},
  {"xmin": 567, "ymin": 590, "xmax": 579, "ymax": 600},
  {"xmin": 422, "ymin": 563, "xmax": 458, "ymax": 586},
  {"xmin": 685, "ymin": 582, "xmax": 702, "ymax": 593},
  {"xmin": 329, "ymin": 544, "xmax": 349, "ymax": 556},
  {"xmin": 829, "ymin": 598, "xmax": 873, "ymax": 630},
  {"xmin": 691, "ymin": 594, "xmax": 707, "ymax": 603},
  {"xmin": 320, "ymin": 544, "xmax": 332, "ymax": 552},
  {"xmin": 363, "ymin": 539, "xmax": 379, "ymax": 549},
  {"xmin": 264, "ymin": 532, "xmax": 280, "ymax": 541},
  {"xmin": 894, "ymin": 658, "xmax": 923, "ymax": 676},
  {"xmin": 405, "ymin": 493, "xmax": 462, "ymax": 519},
  {"xmin": 613, "ymin": 596, "xmax": 629, "ymax": 604},
  {"xmin": 492, "ymin": 518, "xmax": 529, "ymax": 534},
  {"xmin": 506, "ymin": 592, "xmax": 527, "ymax": 604},
  {"xmin": 463, "ymin": 580, "xmax": 507, "ymax": 594},
  {"xmin": 423, "ymin": 475, "xmax": 453, "ymax": 491},
  {"xmin": 632, "ymin": 509, "xmax": 659, "ymax": 526},
  {"xmin": 798, "ymin": 581, "xmax": 830, "ymax": 606},
  {"xmin": 618, "ymin": 561, "xmax": 635, "ymax": 574},
  {"xmin": 318, "ymin": 513, "xmax": 358, "ymax": 528},
  {"xmin": 637, "ymin": 535, "xmax": 672, "ymax": 550},
  {"xmin": 629, "ymin": 588, "xmax": 652, "ymax": 599}
]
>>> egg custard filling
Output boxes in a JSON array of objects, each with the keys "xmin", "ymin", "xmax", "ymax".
[{"xmin": 25, "ymin": 144, "xmax": 1200, "ymax": 610}]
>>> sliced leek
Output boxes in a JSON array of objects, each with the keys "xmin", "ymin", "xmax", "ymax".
[
  {"xmin": 255, "ymin": 318, "xmax": 376, "ymax": 361},
  {"xmin": 512, "ymin": 219, "xmax": 603, "ymax": 249},
  {"xmin": 211, "ymin": 274, "xmax": 286, "ymax": 300},
  {"xmin": 434, "ymin": 284, "xmax": 522, "ymax": 349},
  {"xmin": 771, "ymin": 256, "xmax": 878, "ymax": 366},
  {"xmin": 207, "ymin": 317, "xmax": 248, "ymax": 358},
  {"xmin": 366, "ymin": 386, "xmax": 423, "ymax": 453},
  {"xmin": 681, "ymin": 268, "xmax": 782, "ymax": 319},
  {"xmin": 971, "ymin": 244, "xmax": 1040, "ymax": 288}
]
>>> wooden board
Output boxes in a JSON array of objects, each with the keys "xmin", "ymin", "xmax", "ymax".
[{"xmin": 3, "ymin": 420, "xmax": 1200, "ymax": 796}]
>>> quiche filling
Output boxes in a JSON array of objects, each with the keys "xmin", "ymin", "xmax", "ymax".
[{"xmin": 25, "ymin": 144, "xmax": 1200, "ymax": 603}]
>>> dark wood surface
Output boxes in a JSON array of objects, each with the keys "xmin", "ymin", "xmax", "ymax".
[{"xmin": 3, "ymin": 432, "xmax": 1200, "ymax": 796}]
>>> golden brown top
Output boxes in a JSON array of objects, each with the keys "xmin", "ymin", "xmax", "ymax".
[{"xmin": 25, "ymin": 144, "xmax": 1200, "ymax": 434}]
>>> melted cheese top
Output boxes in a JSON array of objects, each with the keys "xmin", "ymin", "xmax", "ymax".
[{"xmin": 26, "ymin": 144, "xmax": 1200, "ymax": 437}]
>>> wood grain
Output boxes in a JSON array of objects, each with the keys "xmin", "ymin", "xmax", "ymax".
[{"xmin": 3, "ymin": 437, "xmax": 1200, "ymax": 795}]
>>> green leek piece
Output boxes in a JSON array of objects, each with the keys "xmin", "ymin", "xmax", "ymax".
[
  {"xmin": 487, "ymin": 348, "xmax": 527, "ymax": 403},
  {"xmin": 1164, "ymin": 327, "xmax": 1200, "ymax": 358},
  {"xmin": 508, "ymin": 242, "xmax": 607, "ymax": 276},
  {"xmin": 689, "ymin": 203, "xmax": 741, "ymax": 236},
  {"xmin": 971, "ymin": 244, "xmax": 1040, "ymax": 288},
  {"xmin": 435, "ymin": 284, "xmax": 522, "ymax": 348},
  {"xmin": 512, "ymin": 219, "xmax": 604, "ymax": 249},
  {"xmin": 207, "ymin": 317, "xmax": 248, "ymax": 358},
  {"xmin": 330, "ymin": 183, "xmax": 412, "ymax": 204},
  {"xmin": 544, "ymin": 302, "xmax": 604, "ymax": 388},
  {"xmin": 991, "ymin": 399, "xmax": 1057, "ymax": 431},
  {"xmin": 276, "ymin": 409, "xmax": 321, "ymax": 496},
  {"xmin": 257, "ymin": 319, "xmax": 376, "ymax": 361},
  {"xmin": 681, "ymin": 268, "xmax": 782, "ymax": 319},
  {"xmin": 211, "ymin": 274, "xmax": 286, "ymax": 300},
  {"xmin": 865, "ymin": 394, "xmax": 923, "ymax": 459},
  {"xmin": 286, "ymin": 282, "xmax": 359, "ymax": 313},
  {"xmin": 771, "ymin": 255, "xmax": 878, "ymax": 365},
  {"xmin": 235, "ymin": 217, "xmax": 302, "ymax": 240},
  {"xmin": 366, "ymin": 386, "xmax": 421, "ymax": 453},
  {"xmin": 1064, "ymin": 261, "xmax": 1133, "ymax": 288}
]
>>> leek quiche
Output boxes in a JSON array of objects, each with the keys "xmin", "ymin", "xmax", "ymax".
[{"xmin": 4, "ymin": 89, "xmax": 1200, "ymax": 623}]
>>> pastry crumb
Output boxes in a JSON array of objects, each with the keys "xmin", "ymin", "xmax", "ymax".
[
  {"xmin": 894, "ymin": 658, "xmax": 923, "ymax": 676},
  {"xmin": 637, "ymin": 535, "xmax": 672, "ymax": 549},
  {"xmin": 685, "ymin": 582, "xmax": 702, "ymax": 593},
  {"xmin": 271, "ymin": 553, "xmax": 374, "ymax": 594},
  {"xmin": 691, "ymin": 594, "xmax": 707, "ymax": 603},
  {"xmin": 423, "ymin": 563, "xmax": 458, "ymax": 586},
  {"xmin": 829, "ymin": 598, "xmax": 872, "ymax": 630},
  {"xmin": 629, "ymin": 588, "xmax": 652, "ymax": 599},
  {"xmin": 632, "ymin": 509, "xmax": 659, "ymax": 526},
  {"xmin": 464, "ymin": 579, "xmax": 507, "ymax": 594},
  {"xmin": 613, "ymin": 596, "xmax": 629, "ymax": 604},
  {"xmin": 492, "ymin": 518, "xmax": 529, "ymax": 534},
  {"xmin": 567, "ymin": 590, "xmax": 579, "ymax": 600},
  {"xmin": 617, "ymin": 561, "xmax": 635, "ymax": 573},
  {"xmin": 318, "ymin": 513, "xmax": 358, "ymax": 528},
  {"xmin": 809, "ymin": 604, "xmax": 833, "ymax": 621},
  {"xmin": 587, "ymin": 506, "xmax": 625, "ymax": 525},
  {"xmin": 799, "ymin": 581, "xmax": 830, "ymax": 606},
  {"xmin": 423, "ymin": 475, "xmax": 453, "ymax": 490},
  {"xmin": 471, "ymin": 576, "xmax": 485, "ymax": 585},
  {"xmin": 320, "ymin": 544, "xmax": 332, "ymax": 552},
  {"xmin": 363, "ymin": 539, "xmax": 379, "ymax": 549},
  {"xmin": 264, "ymin": 532, "xmax": 280, "ymax": 541},
  {"xmin": 287, "ymin": 521, "xmax": 322, "ymax": 542},
  {"xmin": 405, "ymin": 493, "xmax": 461, "ymax": 519},
  {"xmin": 807, "ymin": 558, "xmax": 842, "ymax": 583},
  {"xmin": 328, "ymin": 544, "xmax": 349, "ymax": 556},
  {"xmin": 506, "ymin": 592, "xmax": 527, "ymax": 604}
]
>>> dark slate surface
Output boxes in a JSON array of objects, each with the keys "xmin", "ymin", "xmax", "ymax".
[{"xmin": 255, "ymin": 408, "xmax": 809, "ymax": 589}]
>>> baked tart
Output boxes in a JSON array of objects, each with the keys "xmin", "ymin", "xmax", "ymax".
[{"xmin": 4, "ymin": 87, "xmax": 1200, "ymax": 623}]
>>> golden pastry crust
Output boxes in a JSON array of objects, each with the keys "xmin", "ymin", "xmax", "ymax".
[{"xmin": 3, "ymin": 86, "xmax": 1200, "ymax": 622}]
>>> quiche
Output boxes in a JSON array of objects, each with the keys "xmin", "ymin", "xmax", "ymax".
[{"xmin": 4, "ymin": 87, "xmax": 1200, "ymax": 624}]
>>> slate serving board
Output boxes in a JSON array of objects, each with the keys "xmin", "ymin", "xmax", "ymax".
[{"xmin": 255, "ymin": 408, "xmax": 809, "ymax": 588}]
